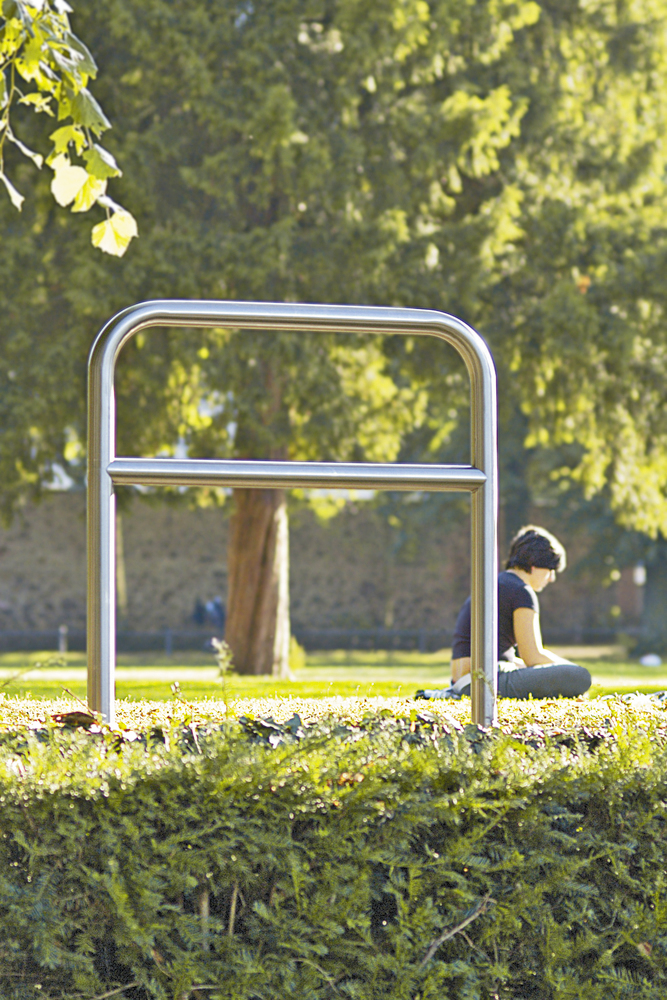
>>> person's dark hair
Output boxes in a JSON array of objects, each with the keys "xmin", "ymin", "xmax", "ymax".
[{"xmin": 505, "ymin": 525, "xmax": 566, "ymax": 573}]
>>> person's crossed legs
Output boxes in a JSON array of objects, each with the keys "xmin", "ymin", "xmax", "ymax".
[
  {"xmin": 455, "ymin": 661, "xmax": 591, "ymax": 700},
  {"xmin": 497, "ymin": 661, "xmax": 591, "ymax": 699}
]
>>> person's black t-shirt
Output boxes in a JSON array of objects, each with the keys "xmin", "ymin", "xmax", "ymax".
[{"xmin": 451, "ymin": 570, "xmax": 539, "ymax": 661}]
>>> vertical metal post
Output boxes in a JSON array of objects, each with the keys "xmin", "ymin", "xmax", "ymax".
[
  {"xmin": 87, "ymin": 338, "xmax": 117, "ymax": 725},
  {"xmin": 470, "ymin": 353, "xmax": 498, "ymax": 726}
]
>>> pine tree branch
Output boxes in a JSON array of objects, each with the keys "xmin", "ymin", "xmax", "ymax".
[
  {"xmin": 419, "ymin": 895, "xmax": 495, "ymax": 967},
  {"xmin": 77, "ymin": 984, "xmax": 139, "ymax": 1000}
]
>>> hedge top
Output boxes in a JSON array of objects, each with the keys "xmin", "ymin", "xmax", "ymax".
[{"xmin": 0, "ymin": 692, "xmax": 665, "ymax": 743}]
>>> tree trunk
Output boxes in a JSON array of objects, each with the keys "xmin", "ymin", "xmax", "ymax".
[
  {"xmin": 225, "ymin": 487, "xmax": 290, "ymax": 676},
  {"xmin": 639, "ymin": 537, "xmax": 667, "ymax": 655}
]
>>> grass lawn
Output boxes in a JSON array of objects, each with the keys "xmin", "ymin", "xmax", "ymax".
[{"xmin": 0, "ymin": 645, "xmax": 665, "ymax": 703}]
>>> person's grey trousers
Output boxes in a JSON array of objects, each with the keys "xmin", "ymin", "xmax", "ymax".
[{"xmin": 454, "ymin": 662, "xmax": 591, "ymax": 700}]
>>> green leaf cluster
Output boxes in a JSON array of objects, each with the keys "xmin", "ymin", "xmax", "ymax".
[
  {"xmin": 1, "ymin": 712, "xmax": 667, "ymax": 997},
  {"xmin": 0, "ymin": 0, "xmax": 137, "ymax": 253}
]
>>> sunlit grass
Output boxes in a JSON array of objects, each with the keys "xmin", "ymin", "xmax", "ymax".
[
  {"xmin": 0, "ymin": 645, "xmax": 665, "ymax": 703},
  {"xmin": 0, "ymin": 648, "xmax": 454, "ymax": 702}
]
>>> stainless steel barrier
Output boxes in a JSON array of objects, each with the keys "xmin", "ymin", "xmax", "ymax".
[{"xmin": 87, "ymin": 301, "xmax": 498, "ymax": 726}]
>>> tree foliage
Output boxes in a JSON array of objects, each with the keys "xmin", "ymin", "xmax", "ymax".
[
  {"xmin": 0, "ymin": 0, "xmax": 551, "ymax": 501},
  {"xmin": 3, "ymin": 0, "xmax": 667, "ymax": 653},
  {"xmin": 480, "ymin": 0, "xmax": 667, "ymax": 539},
  {"xmin": 3, "ymin": 0, "xmax": 667, "ymax": 514}
]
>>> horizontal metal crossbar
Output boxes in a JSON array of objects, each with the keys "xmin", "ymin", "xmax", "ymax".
[{"xmin": 108, "ymin": 457, "xmax": 487, "ymax": 492}]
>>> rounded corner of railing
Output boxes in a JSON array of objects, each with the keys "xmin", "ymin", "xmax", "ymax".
[{"xmin": 88, "ymin": 300, "xmax": 164, "ymax": 370}]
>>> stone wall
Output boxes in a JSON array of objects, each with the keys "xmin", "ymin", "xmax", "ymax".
[{"xmin": 0, "ymin": 491, "xmax": 623, "ymax": 639}]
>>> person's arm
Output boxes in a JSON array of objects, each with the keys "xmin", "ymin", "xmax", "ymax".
[{"xmin": 513, "ymin": 607, "xmax": 573, "ymax": 667}]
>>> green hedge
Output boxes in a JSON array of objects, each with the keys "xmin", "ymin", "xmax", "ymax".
[{"xmin": 1, "ymin": 710, "xmax": 667, "ymax": 999}]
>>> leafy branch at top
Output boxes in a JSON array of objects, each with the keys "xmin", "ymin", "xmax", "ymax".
[{"xmin": 0, "ymin": 0, "xmax": 137, "ymax": 256}]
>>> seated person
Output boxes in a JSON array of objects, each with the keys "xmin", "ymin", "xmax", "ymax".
[{"xmin": 424, "ymin": 525, "xmax": 592, "ymax": 700}]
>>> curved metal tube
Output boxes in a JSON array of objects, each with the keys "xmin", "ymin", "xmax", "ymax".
[{"xmin": 88, "ymin": 301, "xmax": 497, "ymax": 726}]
